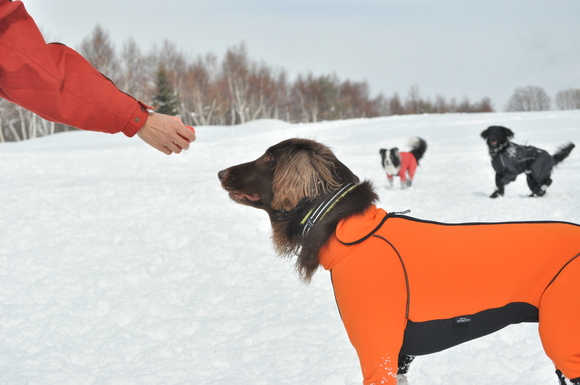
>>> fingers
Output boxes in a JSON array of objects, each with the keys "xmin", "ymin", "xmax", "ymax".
[
  {"xmin": 177, "ymin": 125, "xmax": 196, "ymax": 144},
  {"xmin": 158, "ymin": 145, "xmax": 173, "ymax": 156},
  {"xmin": 165, "ymin": 115, "xmax": 194, "ymax": 151}
]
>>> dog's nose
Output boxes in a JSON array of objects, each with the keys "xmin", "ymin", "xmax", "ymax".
[{"xmin": 218, "ymin": 169, "xmax": 228, "ymax": 181}]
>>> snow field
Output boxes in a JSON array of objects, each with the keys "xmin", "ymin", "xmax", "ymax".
[{"xmin": 1, "ymin": 110, "xmax": 579, "ymax": 384}]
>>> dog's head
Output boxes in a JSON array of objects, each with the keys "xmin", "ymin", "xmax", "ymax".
[
  {"xmin": 379, "ymin": 147, "xmax": 401, "ymax": 175},
  {"xmin": 480, "ymin": 126, "xmax": 514, "ymax": 152},
  {"xmin": 219, "ymin": 138, "xmax": 376, "ymax": 283},
  {"xmin": 218, "ymin": 138, "xmax": 360, "ymax": 216}
]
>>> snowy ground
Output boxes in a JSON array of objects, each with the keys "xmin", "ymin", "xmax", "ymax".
[{"xmin": 1, "ymin": 110, "xmax": 579, "ymax": 385}]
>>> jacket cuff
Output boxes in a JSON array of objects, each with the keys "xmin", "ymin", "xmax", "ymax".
[{"xmin": 122, "ymin": 101, "xmax": 153, "ymax": 137}]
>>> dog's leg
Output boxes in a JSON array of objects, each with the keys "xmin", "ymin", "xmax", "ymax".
[
  {"xmin": 397, "ymin": 354, "xmax": 415, "ymax": 375},
  {"xmin": 540, "ymin": 257, "xmax": 580, "ymax": 384},
  {"xmin": 527, "ymin": 172, "xmax": 553, "ymax": 197},
  {"xmin": 396, "ymin": 374, "xmax": 409, "ymax": 385},
  {"xmin": 526, "ymin": 174, "xmax": 547, "ymax": 197},
  {"xmin": 556, "ymin": 370, "xmax": 580, "ymax": 385},
  {"xmin": 399, "ymin": 174, "xmax": 408, "ymax": 189},
  {"xmin": 387, "ymin": 174, "xmax": 394, "ymax": 188},
  {"xmin": 490, "ymin": 173, "xmax": 505, "ymax": 198},
  {"xmin": 396, "ymin": 355, "xmax": 415, "ymax": 385}
]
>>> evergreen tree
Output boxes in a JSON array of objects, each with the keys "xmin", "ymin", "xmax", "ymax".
[{"xmin": 152, "ymin": 65, "xmax": 180, "ymax": 115}]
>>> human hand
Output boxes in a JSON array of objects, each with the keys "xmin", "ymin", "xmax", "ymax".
[{"xmin": 136, "ymin": 113, "xmax": 196, "ymax": 155}]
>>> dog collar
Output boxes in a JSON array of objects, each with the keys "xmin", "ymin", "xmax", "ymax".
[
  {"xmin": 299, "ymin": 182, "xmax": 358, "ymax": 238},
  {"xmin": 489, "ymin": 141, "xmax": 508, "ymax": 157}
]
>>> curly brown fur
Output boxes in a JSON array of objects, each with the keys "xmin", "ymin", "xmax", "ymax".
[{"xmin": 218, "ymin": 138, "xmax": 378, "ymax": 282}]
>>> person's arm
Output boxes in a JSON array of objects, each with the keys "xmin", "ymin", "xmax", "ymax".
[{"xmin": 0, "ymin": 0, "xmax": 194, "ymax": 153}]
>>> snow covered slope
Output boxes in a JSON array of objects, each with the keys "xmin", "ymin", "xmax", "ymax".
[{"xmin": 1, "ymin": 110, "xmax": 579, "ymax": 385}]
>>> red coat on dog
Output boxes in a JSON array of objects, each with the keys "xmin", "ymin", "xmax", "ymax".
[
  {"xmin": 380, "ymin": 138, "xmax": 427, "ymax": 189},
  {"xmin": 319, "ymin": 205, "xmax": 580, "ymax": 385},
  {"xmin": 386, "ymin": 151, "xmax": 417, "ymax": 186}
]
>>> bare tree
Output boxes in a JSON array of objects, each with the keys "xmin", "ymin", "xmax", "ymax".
[
  {"xmin": 183, "ymin": 53, "xmax": 224, "ymax": 126},
  {"xmin": 555, "ymin": 88, "xmax": 580, "ymax": 110},
  {"xmin": 474, "ymin": 97, "xmax": 494, "ymax": 113},
  {"xmin": 432, "ymin": 95, "xmax": 449, "ymax": 113},
  {"xmin": 78, "ymin": 25, "xmax": 120, "ymax": 83},
  {"xmin": 247, "ymin": 61, "xmax": 273, "ymax": 120},
  {"xmin": 291, "ymin": 73, "xmax": 329, "ymax": 123},
  {"xmin": 120, "ymin": 37, "xmax": 149, "ymax": 101},
  {"xmin": 273, "ymin": 70, "xmax": 291, "ymax": 121},
  {"xmin": 0, "ymin": 99, "xmax": 9, "ymax": 142},
  {"xmin": 370, "ymin": 93, "xmax": 390, "ymax": 117},
  {"xmin": 405, "ymin": 85, "xmax": 423, "ymax": 114},
  {"xmin": 388, "ymin": 93, "xmax": 405, "ymax": 115},
  {"xmin": 222, "ymin": 42, "xmax": 252, "ymax": 124},
  {"xmin": 505, "ymin": 85, "xmax": 551, "ymax": 112},
  {"xmin": 291, "ymin": 74, "xmax": 311, "ymax": 123},
  {"xmin": 339, "ymin": 80, "xmax": 380, "ymax": 119}
]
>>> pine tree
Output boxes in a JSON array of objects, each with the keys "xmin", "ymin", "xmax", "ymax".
[{"xmin": 152, "ymin": 65, "xmax": 180, "ymax": 116}]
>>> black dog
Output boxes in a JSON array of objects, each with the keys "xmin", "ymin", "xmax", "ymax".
[{"xmin": 481, "ymin": 126, "xmax": 575, "ymax": 198}]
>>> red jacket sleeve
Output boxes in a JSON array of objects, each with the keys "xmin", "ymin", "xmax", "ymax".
[{"xmin": 0, "ymin": 0, "xmax": 149, "ymax": 136}]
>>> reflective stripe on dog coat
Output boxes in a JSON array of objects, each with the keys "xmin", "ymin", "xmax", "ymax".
[{"xmin": 319, "ymin": 205, "xmax": 580, "ymax": 385}]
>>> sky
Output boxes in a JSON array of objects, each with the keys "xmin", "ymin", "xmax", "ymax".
[{"xmin": 22, "ymin": 0, "xmax": 580, "ymax": 111}]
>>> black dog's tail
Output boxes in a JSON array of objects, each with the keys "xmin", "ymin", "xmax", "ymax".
[
  {"xmin": 553, "ymin": 142, "xmax": 575, "ymax": 165},
  {"xmin": 409, "ymin": 137, "xmax": 428, "ymax": 163}
]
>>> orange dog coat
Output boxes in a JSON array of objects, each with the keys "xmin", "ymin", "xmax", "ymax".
[{"xmin": 319, "ymin": 205, "xmax": 580, "ymax": 385}]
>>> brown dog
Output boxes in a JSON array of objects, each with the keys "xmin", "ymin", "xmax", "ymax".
[
  {"xmin": 218, "ymin": 138, "xmax": 580, "ymax": 385},
  {"xmin": 218, "ymin": 138, "xmax": 376, "ymax": 281}
]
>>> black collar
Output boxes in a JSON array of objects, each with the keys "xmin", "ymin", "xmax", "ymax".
[
  {"xmin": 299, "ymin": 183, "xmax": 358, "ymax": 238},
  {"xmin": 489, "ymin": 141, "xmax": 509, "ymax": 157}
]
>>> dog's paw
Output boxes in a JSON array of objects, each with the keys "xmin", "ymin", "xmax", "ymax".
[
  {"xmin": 396, "ymin": 374, "xmax": 409, "ymax": 385},
  {"xmin": 530, "ymin": 185, "xmax": 548, "ymax": 197},
  {"xmin": 490, "ymin": 190, "xmax": 504, "ymax": 198},
  {"xmin": 530, "ymin": 190, "xmax": 546, "ymax": 197}
]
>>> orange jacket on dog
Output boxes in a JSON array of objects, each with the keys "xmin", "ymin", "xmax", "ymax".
[{"xmin": 319, "ymin": 205, "xmax": 580, "ymax": 385}]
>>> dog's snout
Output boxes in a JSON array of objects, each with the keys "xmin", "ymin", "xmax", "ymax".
[{"xmin": 218, "ymin": 169, "xmax": 229, "ymax": 181}]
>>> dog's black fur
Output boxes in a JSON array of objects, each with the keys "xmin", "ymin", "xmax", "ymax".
[{"xmin": 481, "ymin": 126, "xmax": 575, "ymax": 198}]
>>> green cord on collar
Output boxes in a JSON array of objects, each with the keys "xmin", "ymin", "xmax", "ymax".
[{"xmin": 300, "ymin": 183, "xmax": 358, "ymax": 237}]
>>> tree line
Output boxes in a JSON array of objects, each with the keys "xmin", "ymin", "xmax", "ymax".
[{"xmin": 1, "ymin": 25, "xmax": 579, "ymax": 142}]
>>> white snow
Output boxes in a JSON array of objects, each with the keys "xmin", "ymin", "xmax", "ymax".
[{"xmin": 1, "ymin": 110, "xmax": 579, "ymax": 385}]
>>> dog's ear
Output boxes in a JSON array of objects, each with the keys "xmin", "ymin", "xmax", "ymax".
[
  {"xmin": 379, "ymin": 148, "xmax": 386, "ymax": 154},
  {"xmin": 272, "ymin": 147, "xmax": 341, "ymax": 211},
  {"xmin": 501, "ymin": 126, "xmax": 514, "ymax": 139},
  {"xmin": 481, "ymin": 127, "xmax": 490, "ymax": 140}
]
